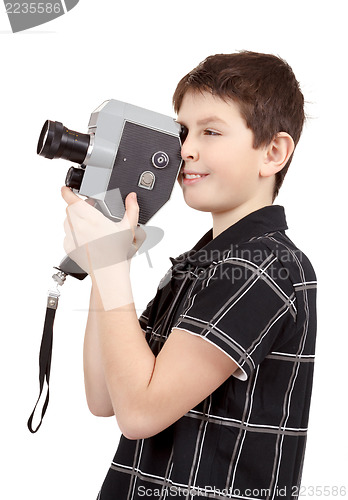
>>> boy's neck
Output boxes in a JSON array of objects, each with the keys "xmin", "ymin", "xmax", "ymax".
[{"xmin": 211, "ymin": 196, "xmax": 274, "ymax": 239}]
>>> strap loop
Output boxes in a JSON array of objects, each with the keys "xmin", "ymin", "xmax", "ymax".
[{"xmin": 27, "ymin": 305, "xmax": 56, "ymax": 433}]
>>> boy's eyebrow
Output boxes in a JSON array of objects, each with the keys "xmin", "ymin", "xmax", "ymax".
[
  {"xmin": 175, "ymin": 116, "xmax": 228, "ymax": 127},
  {"xmin": 196, "ymin": 116, "xmax": 227, "ymax": 126}
]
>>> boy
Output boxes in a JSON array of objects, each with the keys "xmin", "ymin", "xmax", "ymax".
[{"xmin": 62, "ymin": 51, "xmax": 317, "ymax": 500}]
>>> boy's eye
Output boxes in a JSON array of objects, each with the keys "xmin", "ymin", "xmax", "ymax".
[
  {"xmin": 180, "ymin": 125, "xmax": 188, "ymax": 143},
  {"xmin": 204, "ymin": 129, "xmax": 220, "ymax": 136}
]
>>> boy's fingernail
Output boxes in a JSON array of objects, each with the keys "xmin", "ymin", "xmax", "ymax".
[{"xmin": 132, "ymin": 192, "xmax": 137, "ymax": 200}]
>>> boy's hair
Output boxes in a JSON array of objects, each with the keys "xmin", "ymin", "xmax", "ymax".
[{"xmin": 172, "ymin": 51, "xmax": 305, "ymax": 200}]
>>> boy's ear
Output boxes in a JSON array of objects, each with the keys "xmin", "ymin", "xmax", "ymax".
[{"xmin": 260, "ymin": 132, "xmax": 295, "ymax": 177}]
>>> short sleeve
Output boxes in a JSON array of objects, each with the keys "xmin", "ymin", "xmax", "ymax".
[
  {"xmin": 172, "ymin": 253, "xmax": 296, "ymax": 381},
  {"xmin": 137, "ymin": 263, "xmax": 174, "ymax": 333}
]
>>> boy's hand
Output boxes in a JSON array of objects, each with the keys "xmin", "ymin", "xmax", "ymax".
[{"xmin": 61, "ymin": 187, "xmax": 146, "ymax": 309}]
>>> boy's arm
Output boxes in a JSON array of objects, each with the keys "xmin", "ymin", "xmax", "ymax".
[
  {"xmin": 83, "ymin": 285, "xmax": 114, "ymax": 417},
  {"xmin": 83, "ymin": 283, "xmax": 147, "ymax": 418},
  {"xmin": 91, "ymin": 276, "xmax": 238, "ymax": 440},
  {"xmin": 61, "ymin": 187, "xmax": 237, "ymax": 438}
]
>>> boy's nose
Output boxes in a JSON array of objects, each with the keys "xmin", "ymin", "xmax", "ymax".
[{"xmin": 181, "ymin": 136, "xmax": 199, "ymax": 162}]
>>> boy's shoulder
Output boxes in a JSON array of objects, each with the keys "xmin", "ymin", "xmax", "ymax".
[
  {"xmin": 248, "ymin": 231, "xmax": 317, "ymax": 282},
  {"xmin": 220, "ymin": 229, "xmax": 316, "ymax": 291}
]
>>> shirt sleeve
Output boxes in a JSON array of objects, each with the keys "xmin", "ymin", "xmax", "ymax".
[
  {"xmin": 138, "ymin": 297, "xmax": 155, "ymax": 333},
  {"xmin": 137, "ymin": 262, "xmax": 173, "ymax": 333},
  {"xmin": 171, "ymin": 251, "xmax": 296, "ymax": 381}
]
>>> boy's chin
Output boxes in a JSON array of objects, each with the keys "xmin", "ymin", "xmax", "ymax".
[{"xmin": 182, "ymin": 196, "xmax": 213, "ymax": 213}]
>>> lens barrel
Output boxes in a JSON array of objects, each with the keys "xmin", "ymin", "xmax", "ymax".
[
  {"xmin": 37, "ymin": 120, "xmax": 90, "ymax": 164},
  {"xmin": 65, "ymin": 166, "xmax": 85, "ymax": 190}
]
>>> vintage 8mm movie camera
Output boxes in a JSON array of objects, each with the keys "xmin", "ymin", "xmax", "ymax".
[{"xmin": 37, "ymin": 99, "xmax": 183, "ymax": 279}]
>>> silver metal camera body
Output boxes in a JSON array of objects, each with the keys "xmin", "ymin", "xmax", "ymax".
[{"xmin": 38, "ymin": 99, "xmax": 183, "ymax": 225}]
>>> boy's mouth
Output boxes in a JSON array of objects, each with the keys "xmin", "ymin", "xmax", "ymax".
[{"xmin": 182, "ymin": 172, "xmax": 209, "ymax": 185}]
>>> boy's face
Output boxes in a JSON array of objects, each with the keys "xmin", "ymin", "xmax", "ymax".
[{"xmin": 176, "ymin": 91, "xmax": 269, "ymax": 216}]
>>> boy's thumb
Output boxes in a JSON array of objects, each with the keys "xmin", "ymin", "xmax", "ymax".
[{"xmin": 124, "ymin": 192, "xmax": 139, "ymax": 228}]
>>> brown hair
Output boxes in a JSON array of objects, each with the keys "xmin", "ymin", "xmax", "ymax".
[{"xmin": 172, "ymin": 51, "xmax": 305, "ymax": 200}]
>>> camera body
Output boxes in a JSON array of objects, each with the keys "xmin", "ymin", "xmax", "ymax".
[
  {"xmin": 38, "ymin": 99, "xmax": 183, "ymax": 225},
  {"xmin": 37, "ymin": 99, "xmax": 183, "ymax": 278}
]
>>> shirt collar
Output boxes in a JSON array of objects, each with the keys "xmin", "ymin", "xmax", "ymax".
[{"xmin": 169, "ymin": 205, "xmax": 288, "ymax": 271}]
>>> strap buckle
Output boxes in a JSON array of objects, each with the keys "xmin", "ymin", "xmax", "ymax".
[{"xmin": 46, "ymin": 270, "xmax": 67, "ymax": 309}]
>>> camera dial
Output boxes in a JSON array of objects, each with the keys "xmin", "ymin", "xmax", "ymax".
[{"xmin": 152, "ymin": 151, "xmax": 169, "ymax": 169}]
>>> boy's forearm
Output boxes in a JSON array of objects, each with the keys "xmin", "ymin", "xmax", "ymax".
[
  {"xmin": 83, "ymin": 285, "xmax": 114, "ymax": 417},
  {"xmin": 90, "ymin": 269, "xmax": 156, "ymax": 438}
]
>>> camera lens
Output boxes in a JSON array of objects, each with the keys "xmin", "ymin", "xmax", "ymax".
[
  {"xmin": 152, "ymin": 151, "xmax": 169, "ymax": 169},
  {"xmin": 37, "ymin": 120, "xmax": 91, "ymax": 164},
  {"xmin": 65, "ymin": 166, "xmax": 85, "ymax": 190}
]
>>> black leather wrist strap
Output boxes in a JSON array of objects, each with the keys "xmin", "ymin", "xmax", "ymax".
[
  {"xmin": 27, "ymin": 266, "xmax": 68, "ymax": 434},
  {"xmin": 27, "ymin": 292, "xmax": 59, "ymax": 433}
]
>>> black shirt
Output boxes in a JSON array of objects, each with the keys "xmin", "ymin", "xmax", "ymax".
[{"xmin": 98, "ymin": 205, "xmax": 317, "ymax": 500}]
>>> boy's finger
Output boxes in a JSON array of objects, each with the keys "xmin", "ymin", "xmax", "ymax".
[
  {"xmin": 61, "ymin": 186, "xmax": 81, "ymax": 205},
  {"xmin": 124, "ymin": 192, "xmax": 139, "ymax": 230}
]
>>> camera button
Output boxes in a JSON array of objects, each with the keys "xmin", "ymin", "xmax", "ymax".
[{"xmin": 139, "ymin": 171, "xmax": 155, "ymax": 190}]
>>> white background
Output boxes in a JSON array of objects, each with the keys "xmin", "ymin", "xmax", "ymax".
[{"xmin": 1, "ymin": 0, "xmax": 347, "ymax": 498}]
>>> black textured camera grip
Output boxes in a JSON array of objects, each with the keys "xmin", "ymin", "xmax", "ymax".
[{"xmin": 105, "ymin": 121, "xmax": 182, "ymax": 225}]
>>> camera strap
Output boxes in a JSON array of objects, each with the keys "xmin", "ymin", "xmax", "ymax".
[{"xmin": 27, "ymin": 271, "xmax": 67, "ymax": 433}]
